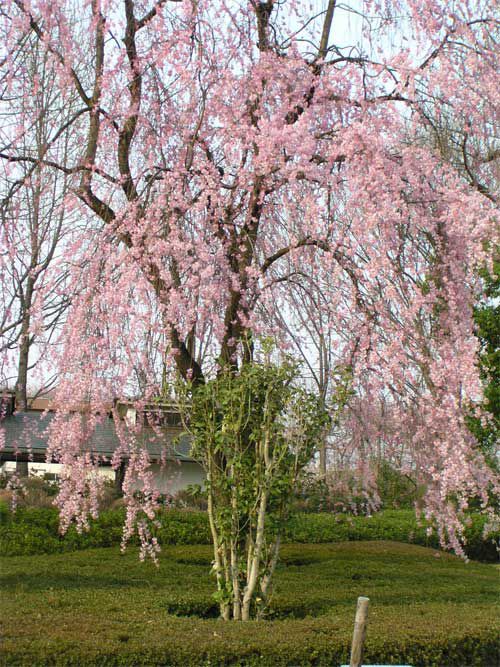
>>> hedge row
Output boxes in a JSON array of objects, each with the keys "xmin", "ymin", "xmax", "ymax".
[
  {"xmin": 1, "ymin": 542, "xmax": 498, "ymax": 666},
  {"xmin": 283, "ymin": 511, "xmax": 500, "ymax": 561},
  {"xmin": 2, "ymin": 626, "xmax": 498, "ymax": 666},
  {"xmin": 1, "ymin": 504, "xmax": 498, "ymax": 561}
]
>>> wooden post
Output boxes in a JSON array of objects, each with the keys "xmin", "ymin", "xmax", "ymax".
[{"xmin": 349, "ymin": 596, "xmax": 369, "ymax": 667}]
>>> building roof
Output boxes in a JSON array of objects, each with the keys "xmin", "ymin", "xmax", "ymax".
[{"xmin": 0, "ymin": 411, "xmax": 194, "ymax": 463}]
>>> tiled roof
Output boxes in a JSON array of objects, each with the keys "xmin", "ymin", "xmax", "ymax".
[{"xmin": 0, "ymin": 411, "xmax": 194, "ymax": 461}]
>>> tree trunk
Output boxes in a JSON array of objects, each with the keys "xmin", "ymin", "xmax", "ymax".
[
  {"xmin": 319, "ymin": 440, "xmax": 327, "ymax": 477},
  {"xmin": 114, "ymin": 459, "xmax": 128, "ymax": 495},
  {"xmin": 16, "ymin": 460, "xmax": 29, "ymax": 477},
  {"xmin": 15, "ymin": 278, "xmax": 34, "ymax": 412},
  {"xmin": 206, "ymin": 462, "xmax": 230, "ymax": 620},
  {"xmin": 230, "ymin": 474, "xmax": 241, "ymax": 620},
  {"xmin": 241, "ymin": 486, "xmax": 268, "ymax": 621},
  {"xmin": 259, "ymin": 533, "xmax": 281, "ymax": 609}
]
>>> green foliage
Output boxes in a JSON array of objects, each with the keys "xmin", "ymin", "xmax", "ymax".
[
  {"xmin": 0, "ymin": 505, "xmax": 208, "ymax": 556},
  {"xmin": 173, "ymin": 484, "xmax": 208, "ymax": 511},
  {"xmin": 468, "ymin": 258, "xmax": 500, "ymax": 460},
  {"xmin": 1, "ymin": 505, "xmax": 498, "ymax": 562},
  {"xmin": 180, "ymin": 356, "xmax": 329, "ymax": 618},
  {"xmin": 281, "ymin": 510, "xmax": 499, "ymax": 562},
  {"xmin": 186, "ymin": 357, "xmax": 328, "ymax": 523},
  {"xmin": 0, "ymin": 542, "xmax": 498, "ymax": 666},
  {"xmin": 294, "ymin": 462, "xmax": 425, "ymax": 513},
  {"xmin": 375, "ymin": 460, "xmax": 425, "ymax": 508}
]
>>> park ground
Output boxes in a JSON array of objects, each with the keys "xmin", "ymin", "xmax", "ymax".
[{"xmin": 0, "ymin": 539, "xmax": 498, "ymax": 666}]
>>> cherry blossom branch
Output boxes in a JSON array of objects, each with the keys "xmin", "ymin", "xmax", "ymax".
[
  {"xmin": 461, "ymin": 134, "xmax": 497, "ymax": 204},
  {"xmin": 0, "ymin": 153, "xmax": 118, "ymax": 184},
  {"xmin": 12, "ymin": 0, "xmax": 91, "ymax": 107},
  {"xmin": 135, "ymin": 0, "xmax": 182, "ymax": 31},
  {"xmin": 118, "ymin": 0, "xmax": 142, "ymax": 202},
  {"xmin": 262, "ymin": 237, "xmax": 375, "ymax": 322},
  {"xmin": 79, "ymin": 0, "xmax": 105, "ymax": 202}
]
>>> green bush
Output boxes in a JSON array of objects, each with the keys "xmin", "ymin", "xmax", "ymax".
[
  {"xmin": 293, "ymin": 462, "xmax": 426, "ymax": 513},
  {"xmin": 173, "ymin": 484, "xmax": 208, "ymax": 511},
  {"xmin": 1, "ymin": 626, "xmax": 497, "ymax": 666},
  {"xmin": 281, "ymin": 511, "xmax": 499, "ymax": 562},
  {"xmin": 1, "ymin": 503, "xmax": 498, "ymax": 561},
  {"xmin": 0, "ymin": 542, "xmax": 498, "ymax": 666},
  {"xmin": 0, "ymin": 505, "xmax": 212, "ymax": 556}
]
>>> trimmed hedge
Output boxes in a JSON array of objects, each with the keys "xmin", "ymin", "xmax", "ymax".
[
  {"xmin": 0, "ymin": 542, "xmax": 498, "ymax": 666},
  {"xmin": 282, "ymin": 510, "xmax": 500, "ymax": 562},
  {"xmin": 1, "ymin": 624, "xmax": 497, "ymax": 666},
  {"xmin": 0, "ymin": 505, "xmax": 212, "ymax": 556},
  {"xmin": 1, "ymin": 504, "xmax": 498, "ymax": 561}
]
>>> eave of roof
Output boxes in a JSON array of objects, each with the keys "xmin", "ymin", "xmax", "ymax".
[{"xmin": 0, "ymin": 411, "xmax": 195, "ymax": 462}]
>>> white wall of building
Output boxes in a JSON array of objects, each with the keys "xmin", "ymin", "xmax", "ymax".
[
  {"xmin": 0, "ymin": 461, "xmax": 115, "ymax": 481},
  {"xmin": 147, "ymin": 461, "xmax": 205, "ymax": 495}
]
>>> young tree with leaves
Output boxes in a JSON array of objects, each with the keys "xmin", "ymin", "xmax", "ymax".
[{"xmin": 179, "ymin": 351, "xmax": 328, "ymax": 620}]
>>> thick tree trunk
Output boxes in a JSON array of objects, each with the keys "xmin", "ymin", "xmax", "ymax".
[{"xmin": 15, "ymin": 331, "xmax": 29, "ymax": 412}]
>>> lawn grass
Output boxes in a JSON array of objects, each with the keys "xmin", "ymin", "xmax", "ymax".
[{"xmin": 0, "ymin": 541, "xmax": 498, "ymax": 666}]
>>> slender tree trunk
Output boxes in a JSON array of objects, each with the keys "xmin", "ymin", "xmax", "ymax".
[
  {"xmin": 230, "ymin": 538, "xmax": 241, "ymax": 620},
  {"xmin": 15, "ymin": 277, "xmax": 34, "ymax": 411},
  {"xmin": 319, "ymin": 441, "xmax": 327, "ymax": 477},
  {"xmin": 261, "ymin": 534, "xmax": 280, "ymax": 597},
  {"xmin": 318, "ymin": 389, "xmax": 328, "ymax": 477},
  {"xmin": 241, "ymin": 486, "xmax": 268, "ymax": 620},
  {"xmin": 230, "ymin": 471, "xmax": 241, "ymax": 620},
  {"xmin": 257, "ymin": 533, "xmax": 281, "ymax": 619},
  {"xmin": 206, "ymin": 460, "xmax": 230, "ymax": 620}
]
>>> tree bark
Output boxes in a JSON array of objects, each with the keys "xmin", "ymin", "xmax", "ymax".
[
  {"xmin": 114, "ymin": 459, "xmax": 128, "ymax": 495},
  {"xmin": 16, "ymin": 460, "xmax": 29, "ymax": 477},
  {"xmin": 241, "ymin": 486, "xmax": 268, "ymax": 620},
  {"xmin": 15, "ymin": 277, "xmax": 34, "ymax": 411},
  {"xmin": 206, "ymin": 460, "xmax": 230, "ymax": 620}
]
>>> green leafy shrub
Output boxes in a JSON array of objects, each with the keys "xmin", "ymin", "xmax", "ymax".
[
  {"xmin": 1, "ymin": 626, "xmax": 496, "ymax": 666},
  {"xmin": 0, "ymin": 505, "xmax": 212, "ymax": 555},
  {"xmin": 181, "ymin": 355, "xmax": 330, "ymax": 619},
  {"xmin": 282, "ymin": 511, "xmax": 499, "ymax": 562},
  {"xmin": 1, "ymin": 504, "xmax": 498, "ymax": 561},
  {"xmin": 173, "ymin": 484, "xmax": 209, "ymax": 511},
  {"xmin": 293, "ymin": 461, "xmax": 425, "ymax": 513}
]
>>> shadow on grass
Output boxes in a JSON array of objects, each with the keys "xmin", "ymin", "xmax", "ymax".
[{"xmin": 0, "ymin": 572, "xmax": 160, "ymax": 592}]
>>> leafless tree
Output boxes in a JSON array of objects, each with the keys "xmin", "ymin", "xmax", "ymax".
[{"xmin": 0, "ymin": 37, "xmax": 83, "ymax": 408}]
